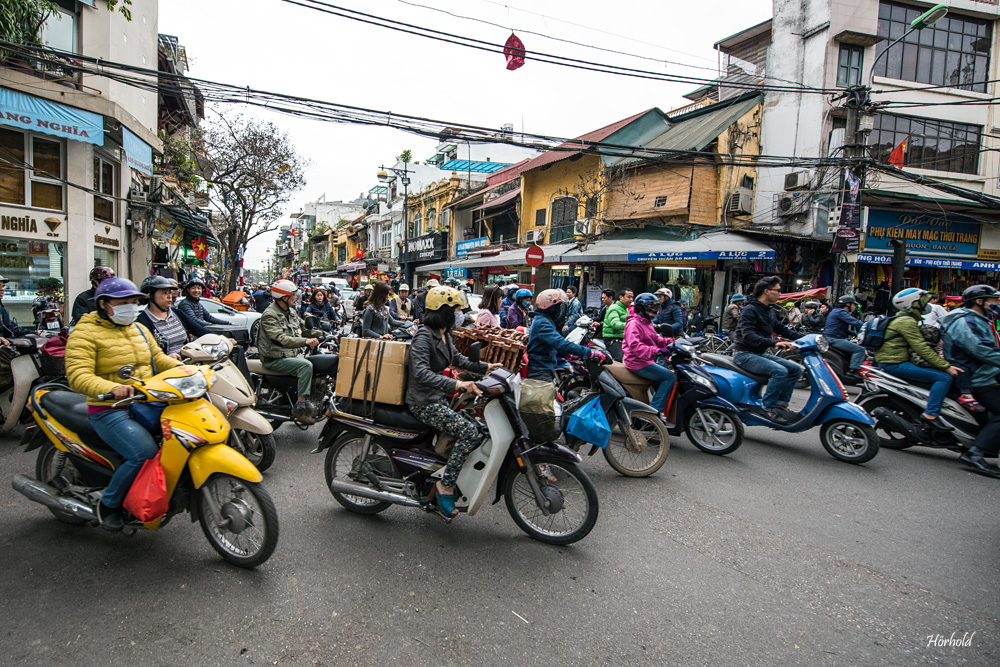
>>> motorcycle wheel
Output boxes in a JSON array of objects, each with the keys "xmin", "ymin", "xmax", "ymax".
[
  {"xmin": 684, "ymin": 408, "xmax": 744, "ymax": 456},
  {"xmin": 249, "ymin": 320, "xmax": 260, "ymax": 345},
  {"xmin": 819, "ymin": 419, "xmax": 880, "ymax": 464},
  {"xmin": 197, "ymin": 474, "xmax": 279, "ymax": 569},
  {"xmin": 35, "ymin": 443, "xmax": 87, "ymax": 525},
  {"xmin": 230, "ymin": 430, "xmax": 276, "ymax": 472},
  {"xmin": 325, "ymin": 433, "xmax": 396, "ymax": 514},
  {"xmin": 857, "ymin": 396, "xmax": 916, "ymax": 449},
  {"xmin": 503, "ymin": 456, "xmax": 598, "ymax": 546},
  {"xmin": 603, "ymin": 412, "xmax": 670, "ymax": 477}
]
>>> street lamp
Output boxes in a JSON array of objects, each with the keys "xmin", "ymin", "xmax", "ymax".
[
  {"xmin": 868, "ymin": 4, "xmax": 948, "ymax": 88},
  {"xmin": 378, "ymin": 164, "xmax": 412, "ymax": 284}
]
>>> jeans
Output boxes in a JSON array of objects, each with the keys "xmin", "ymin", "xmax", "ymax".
[
  {"xmin": 262, "ymin": 356, "xmax": 313, "ymax": 397},
  {"xmin": 878, "ymin": 362, "xmax": 952, "ymax": 417},
  {"xmin": 828, "ymin": 337, "xmax": 866, "ymax": 370},
  {"xmin": 733, "ymin": 352, "xmax": 803, "ymax": 410},
  {"xmin": 631, "ymin": 362, "xmax": 677, "ymax": 413},
  {"xmin": 90, "ymin": 408, "xmax": 159, "ymax": 508},
  {"xmin": 972, "ymin": 384, "xmax": 1000, "ymax": 456}
]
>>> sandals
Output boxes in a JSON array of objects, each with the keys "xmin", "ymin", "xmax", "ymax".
[{"xmin": 429, "ymin": 481, "xmax": 458, "ymax": 518}]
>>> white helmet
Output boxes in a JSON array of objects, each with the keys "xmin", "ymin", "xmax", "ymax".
[
  {"xmin": 399, "ymin": 284, "xmax": 410, "ymax": 292},
  {"xmin": 270, "ymin": 279, "xmax": 298, "ymax": 300},
  {"xmin": 892, "ymin": 287, "xmax": 928, "ymax": 311},
  {"xmin": 655, "ymin": 287, "xmax": 672, "ymax": 299}
]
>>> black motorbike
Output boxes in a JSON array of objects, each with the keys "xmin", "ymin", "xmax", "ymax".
[{"xmin": 246, "ymin": 336, "xmax": 339, "ymax": 430}]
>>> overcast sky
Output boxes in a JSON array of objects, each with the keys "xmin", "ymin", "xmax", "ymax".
[{"xmin": 159, "ymin": 0, "xmax": 773, "ymax": 269}]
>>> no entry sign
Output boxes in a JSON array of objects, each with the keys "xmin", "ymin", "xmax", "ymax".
[{"xmin": 525, "ymin": 245, "xmax": 545, "ymax": 268}]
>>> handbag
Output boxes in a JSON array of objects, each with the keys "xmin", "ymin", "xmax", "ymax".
[
  {"xmin": 567, "ymin": 396, "xmax": 612, "ymax": 449},
  {"xmin": 122, "ymin": 449, "xmax": 169, "ymax": 522}
]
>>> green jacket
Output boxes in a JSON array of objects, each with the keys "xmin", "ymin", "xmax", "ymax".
[
  {"xmin": 603, "ymin": 300, "xmax": 628, "ymax": 339},
  {"xmin": 257, "ymin": 301, "xmax": 321, "ymax": 361},
  {"xmin": 874, "ymin": 309, "xmax": 949, "ymax": 370}
]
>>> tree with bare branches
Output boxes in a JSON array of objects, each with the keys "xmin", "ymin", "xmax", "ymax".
[{"xmin": 203, "ymin": 112, "xmax": 307, "ymax": 291}]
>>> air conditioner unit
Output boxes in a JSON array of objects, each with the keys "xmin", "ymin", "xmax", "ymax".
[
  {"xmin": 728, "ymin": 188, "xmax": 753, "ymax": 216},
  {"xmin": 776, "ymin": 192, "xmax": 810, "ymax": 217},
  {"xmin": 784, "ymin": 170, "xmax": 812, "ymax": 191},
  {"xmin": 525, "ymin": 229, "xmax": 542, "ymax": 244},
  {"xmin": 573, "ymin": 219, "xmax": 592, "ymax": 237}
]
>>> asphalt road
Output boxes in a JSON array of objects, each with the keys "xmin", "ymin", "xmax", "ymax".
[{"xmin": 1, "ymin": 397, "xmax": 997, "ymax": 666}]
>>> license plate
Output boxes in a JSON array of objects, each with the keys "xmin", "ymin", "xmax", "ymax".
[{"xmin": 46, "ymin": 321, "xmax": 59, "ymax": 329}]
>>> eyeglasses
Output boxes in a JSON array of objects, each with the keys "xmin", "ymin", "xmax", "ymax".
[{"xmin": 766, "ymin": 287, "xmax": 781, "ymax": 293}]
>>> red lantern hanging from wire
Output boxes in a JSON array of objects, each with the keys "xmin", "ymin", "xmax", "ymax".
[{"xmin": 504, "ymin": 32, "xmax": 526, "ymax": 71}]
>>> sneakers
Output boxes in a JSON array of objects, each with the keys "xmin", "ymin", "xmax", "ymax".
[
  {"xmin": 765, "ymin": 409, "xmax": 790, "ymax": 426},
  {"xmin": 959, "ymin": 447, "xmax": 1000, "ymax": 478},
  {"xmin": 96, "ymin": 501, "xmax": 124, "ymax": 532},
  {"xmin": 293, "ymin": 400, "xmax": 316, "ymax": 426},
  {"xmin": 920, "ymin": 415, "xmax": 954, "ymax": 432},
  {"xmin": 958, "ymin": 394, "xmax": 985, "ymax": 412},
  {"xmin": 845, "ymin": 369, "xmax": 864, "ymax": 381}
]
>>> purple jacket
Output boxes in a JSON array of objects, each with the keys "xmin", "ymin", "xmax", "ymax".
[
  {"xmin": 506, "ymin": 303, "xmax": 527, "ymax": 329},
  {"xmin": 623, "ymin": 312, "xmax": 673, "ymax": 371}
]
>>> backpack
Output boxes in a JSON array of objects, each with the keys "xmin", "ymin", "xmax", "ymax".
[{"xmin": 858, "ymin": 314, "xmax": 899, "ymax": 350}]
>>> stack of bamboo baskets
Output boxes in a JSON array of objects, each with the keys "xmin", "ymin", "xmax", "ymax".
[{"xmin": 451, "ymin": 326, "xmax": 528, "ymax": 371}]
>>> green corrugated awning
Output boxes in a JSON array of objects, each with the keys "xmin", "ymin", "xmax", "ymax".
[{"xmin": 162, "ymin": 204, "xmax": 219, "ymax": 248}]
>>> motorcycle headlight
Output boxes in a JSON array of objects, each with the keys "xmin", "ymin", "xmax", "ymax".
[
  {"xmin": 164, "ymin": 371, "xmax": 209, "ymax": 399},
  {"xmin": 202, "ymin": 342, "xmax": 230, "ymax": 361},
  {"xmin": 148, "ymin": 389, "xmax": 179, "ymax": 400},
  {"xmin": 816, "ymin": 335, "xmax": 830, "ymax": 353},
  {"xmin": 687, "ymin": 371, "xmax": 717, "ymax": 391}
]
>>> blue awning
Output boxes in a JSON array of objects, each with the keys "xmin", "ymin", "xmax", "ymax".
[
  {"xmin": 857, "ymin": 253, "xmax": 1000, "ymax": 271},
  {"xmin": 440, "ymin": 159, "xmax": 513, "ymax": 174},
  {"xmin": 0, "ymin": 86, "xmax": 103, "ymax": 145},
  {"xmin": 122, "ymin": 126, "xmax": 152, "ymax": 176}
]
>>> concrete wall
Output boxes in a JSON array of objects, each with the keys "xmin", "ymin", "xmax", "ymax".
[{"xmin": 519, "ymin": 154, "xmax": 604, "ymax": 244}]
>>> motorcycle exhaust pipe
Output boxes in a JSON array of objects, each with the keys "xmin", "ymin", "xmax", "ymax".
[
  {"xmin": 871, "ymin": 408, "xmax": 928, "ymax": 443},
  {"xmin": 328, "ymin": 478, "xmax": 422, "ymax": 508},
  {"xmin": 11, "ymin": 474, "xmax": 96, "ymax": 521}
]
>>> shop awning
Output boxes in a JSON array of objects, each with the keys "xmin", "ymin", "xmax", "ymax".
[
  {"xmin": 0, "ymin": 86, "xmax": 104, "ymax": 145},
  {"xmin": 419, "ymin": 243, "xmax": 578, "ymax": 272},
  {"xmin": 471, "ymin": 187, "xmax": 520, "ymax": 212},
  {"xmin": 122, "ymin": 126, "xmax": 153, "ymax": 176},
  {"xmin": 161, "ymin": 204, "xmax": 219, "ymax": 247},
  {"xmin": 560, "ymin": 232, "xmax": 774, "ymax": 263},
  {"xmin": 779, "ymin": 287, "xmax": 827, "ymax": 300},
  {"xmin": 857, "ymin": 253, "xmax": 1000, "ymax": 271}
]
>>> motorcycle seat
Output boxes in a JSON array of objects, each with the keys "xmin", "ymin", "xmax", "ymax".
[
  {"xmin": 336, "ymin": 398, "xmax": 427, "ymax": 431},
  {"xmin": 308, "ymin": 354, "xmax": 339, "ymax": 375},
  {"xmin": 246, "ymin": 358, "xmax": 287, "ymax": 376},
  {"xmin": 39, "ymin": 390, "xmax": 98, "ymax": 435},
  {"xmin": 701, "ymin": 353, "xmax": 774, "ymax": 385},
  {"xmin": 607, "ymin": 362, "xmax": 650, "ymax": 387}
]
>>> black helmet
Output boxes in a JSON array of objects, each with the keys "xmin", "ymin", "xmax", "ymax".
[
  {"xmin": 184, "ymin": 277, "xmax": 206, "ymax": 293},
  {"xmin": 962, "ymin": 284, "xmax": 1000, "ymax": 304},
  {"xmin": 140, "ymin": 275, "xmax": 174, "ymax": 295},
  {"xmin": 835, "ymin": 295, "xmax": 858, "ymax": 306},
  {"xmin": 633, "ymin": 292, "xmax": 659, "ymax": 319}
]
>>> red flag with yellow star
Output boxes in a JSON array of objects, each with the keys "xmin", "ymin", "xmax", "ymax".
[{"xmin": 191, "ymin": 235, "xmax": 208, "ymax": 260}]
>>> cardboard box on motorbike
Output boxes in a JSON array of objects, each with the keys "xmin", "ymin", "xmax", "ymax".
[{"xmin": 336, "ymin": 338, "xmax": 409, "ymax": 405}]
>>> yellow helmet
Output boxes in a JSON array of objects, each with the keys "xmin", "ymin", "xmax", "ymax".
[{"xmin": 425, "ymin": 286, "xmax": 467, "ymax": 311}]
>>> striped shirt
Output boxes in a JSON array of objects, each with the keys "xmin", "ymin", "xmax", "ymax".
[{"xmin": 147, "ymin": 309, "xmax": 189, "ymax": 355}]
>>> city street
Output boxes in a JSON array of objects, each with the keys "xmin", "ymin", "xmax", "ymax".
[{"xmin": 1, "ymin": 400, "xmax": 997, "ymax": 666}]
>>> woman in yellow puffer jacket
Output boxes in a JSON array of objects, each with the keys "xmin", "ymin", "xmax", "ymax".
[{"xmin": 65, "ymin": 277, "xmax": 181, "ymax": 532}]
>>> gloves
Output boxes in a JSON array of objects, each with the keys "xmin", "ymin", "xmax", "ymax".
[
  {"xmin": 658, "ymin": 347, "xmax": 672, "ymax": 356},
  {"xmin": 588, "ymin": 350, "xmax": 607, "ymax": 364}
]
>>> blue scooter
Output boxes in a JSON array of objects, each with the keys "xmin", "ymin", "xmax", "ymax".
[{"xmin": 699, "ymin": 334, "xmax": 879, "ymax": 464}]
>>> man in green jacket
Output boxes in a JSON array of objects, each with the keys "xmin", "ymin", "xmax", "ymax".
[
  {"xmin": 874, "ymin": 287, "xmax": 962, "ymax": 431},
  {"xmin": 602, "ymin": 288, "xmax": 633, "ymax": 362}
]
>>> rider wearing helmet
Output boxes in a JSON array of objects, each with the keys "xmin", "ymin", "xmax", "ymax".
[
  {"xmin": 624, "ymin": 293, "xmax": 676, "ymax": 415},
  {"xmin": 527, "ymin": 289, "xmax": 606, "ymax": 383},
  {"xmin": 722, "ymin": 293, "xmax": 745, "ymax": 336},
  {"xmin": 411, "ymin": 279, "xmax": 438, "ymax": 324},
  {"xmin": 801, "ymin": 300, "xmax": 825, "ymax": 333},
  {"xmin": 406, "ymin": 286, "xmax": 496, "ymax": 518},
  {"xmin": 941, "ymin": 284, "xmax": 1000, "ymax": 477},
  {"xmin": 257, "ymin": 279, "xmax": 323, "ymax": 425},
  {"xmin": 136, "ymin": 275, "xmax": 212, "ymax": 357},
  {"xmin": 653, "ymin": 287, "xmax": 683, "ymax": 337},
  {"xmin": 65, "ymin": 278, "xmax": 182, "ymax": 531},
  {"xmin": 823, "ymin": 295, "xmax": 867, "ymax": 379},
  {"xmin": 71, "ymin": 266, "xmax": 116, "ymax": 325},
  {"xmin": 499, "ymin": 283, "xmax": 519, "ymax": 328},
  {"xmin": 176, "ymin": 277, "xmax": 229, "ymax": 329},
  {"xmin": 506, "ymin": 288, "xmax": 533, "ymax": 329},
  {"xmin": 874, "ymin": 288, "xmax": 963, "ymax": 432},
  {"xmin": 389, "ymin": 284, "xmax": 412, "ymax": 321}
]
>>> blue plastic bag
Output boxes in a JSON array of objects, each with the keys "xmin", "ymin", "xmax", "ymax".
[{"xmin": 567, "ymin": 397, "xmax": 611, "ymax": 449}]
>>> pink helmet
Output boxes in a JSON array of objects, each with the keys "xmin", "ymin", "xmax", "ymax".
[{"xmin": 535, "ymin": 288, "xmax": 568, "ymax": 311}]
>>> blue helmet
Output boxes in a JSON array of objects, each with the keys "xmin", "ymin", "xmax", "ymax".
[
  {"xmin": 515, "ymin": 288, "xmax": 533, "ymax": 301},
  {"xmin": 506, "ymin": 284, "xmax": 520, "ymax": 295},
  {"xmin": 731, "ymin": 294, "xmax": 746, "ymax": 302},
  {"xmin": 633, "ymin": 292, "xmax": 659, "ymax": 319},
  {"xmin": 94, "ymin": 277, "xmax": 143, "ymax": 301}
]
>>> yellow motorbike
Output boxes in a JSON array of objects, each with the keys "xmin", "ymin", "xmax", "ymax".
[{"xmin": 12, "ymin": 364, "xmax": 279, "ymax": 568}]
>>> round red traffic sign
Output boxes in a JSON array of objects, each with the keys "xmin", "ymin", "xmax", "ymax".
[{"xmin": 525, "ymin": 245, "xmax": 545, "ymax": 268}]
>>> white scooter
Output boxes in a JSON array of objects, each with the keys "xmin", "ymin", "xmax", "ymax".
[{"xmin": 180, "ymin": 334, "xmax": 277, "ymax": 471}]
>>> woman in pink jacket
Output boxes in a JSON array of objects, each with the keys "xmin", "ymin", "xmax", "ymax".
[{"xmin": 623, "ymin": 292, "xmax": 676, "ymax": 414}]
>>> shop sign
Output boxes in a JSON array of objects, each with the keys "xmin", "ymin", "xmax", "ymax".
[
  {"xmin": 0, "ymin": 86, "xmax": 104, "ymax": 145},
  {"xmin": 122, "ymin": 126, "xmax": 153, "ymax": 176},
  {"xmin": 0, "ymin": 207, "xmax": 66, "ymax": 239},
  {"xmin": 627, "ymin": 250, "xmax": 773, "ymax": 262},
  {"xmin": 857, "ymin": 253, "xmax": 1000, "ymax": 271},
  {"xmin": 444, "ymin": 267, "xmax": 467, "ymax": 279},
  {"xmin": 863, "ymin": 209, "xmax": 980, "ymax": 259},
  {"xmin": 404, "ymin": 232, "xmax": 446, "ymax": 263},
  {"xmin": 94, "ymin": 234, "xmax": 120, "ymax": 248},
  {"xmin": 456, "ymin": 236, "xmax": 488, "ymax": 257}
]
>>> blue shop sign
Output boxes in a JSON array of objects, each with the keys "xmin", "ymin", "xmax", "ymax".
[
  {"xmin": 627, "ymin": 249, "xmax": 774, "ymax": 262},
  {"xmin": 0, "ymin": 86, "xmax": 103, "ymax": 145},
  {"xmin": 863, "ymin": 209, "xmax": 981, "ymax": 259},
  {"xmin": 122, "ymin": 126, "xmax": 153, "ymax": 176},
  {"xmin": 445, "ymin": 267, "xmax": 468, "ymax": 279},
  {"xmin": 456, "ymin": 237, "xmax": 489, "ymax": 257},
  {"xmin": 857, "ymin": 253, "xmax": 1000, "ymax": 271}
]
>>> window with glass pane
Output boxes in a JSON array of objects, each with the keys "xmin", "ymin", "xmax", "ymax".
[
  {"xmin": 93, "ymin": 155, "xmax": 117, "ymax": 223},
  {"xmin": 0, "ymin": 129, "xmax": 26, "ymax": 205},
  {"xmin": 548, "ymin": 197, "xmax": 578, "ymax": 243},
  {"xmin": 40, "ymin": 3, "xmax": 77, "ymax": 53},
  {"xmin": 872, "ymin": 113, "xmax": 981, "ymax": 174},
  {"xmin": 875, "ymin": 1, "xmax": 991, "ymax": 92},
  {"xmin": 837, "ymin": 44, "xmax": 864, "ymax": 87},
  {"xmin": 29, "ymin": 137, "xmax": 63, "ymax": 210}
]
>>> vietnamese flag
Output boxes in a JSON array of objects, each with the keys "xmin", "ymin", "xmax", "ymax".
[
  {"xmin": 504, "ymin": 33, "xmax": 526, "ymax": 71},
  {"xmin": 888, "ymin": 132, "xmax": 913, "ymax": 167},
  {"xmin": 191, "ymin": 235, "xmax": 208, "ymax": 260}
]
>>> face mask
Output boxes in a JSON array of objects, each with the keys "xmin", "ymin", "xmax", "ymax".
[
  {"xmin": 549, "ymin": 303, "xmax": 567, "ymax": 325},
  {"xmin": 109, "ymin": 303, "xmax": 139, "ymax": 325},
  {"xmin": 989, "ymin": 304, "xmax": 1000, "ymax": 318}
]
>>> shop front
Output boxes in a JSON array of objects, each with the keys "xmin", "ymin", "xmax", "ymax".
[{"xmin": 404, "ymin": 232, "xmax": 448, "ymax": 283}]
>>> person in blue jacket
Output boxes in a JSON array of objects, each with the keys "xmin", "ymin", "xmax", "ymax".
[
  {"xmin": 176, "ymin": 277, "xmax": 230, "ymax": 329},
  {"xmin": 499, "ymin": 284, "xmax": 518, "ymax": 328},
  {"xmin": 654, "ymin": 287, "xmax": 683, "ymax": 336},
  {"xmin": 823, "ymin": 294, "xmax": 866, "ymax": 379},
  {"xmin": 562, "ymin": 284, "xmax": 584, "ymax": 334},
  {"xmin": 526, "ymin": 289, "xmax": 605, "ymax": 382}
]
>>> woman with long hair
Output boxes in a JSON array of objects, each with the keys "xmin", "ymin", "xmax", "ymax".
[
  {"xmin": 361, "ymin": 281, "xmax": 406, "ymax": 339},
  {"xmin": 475, "ymin": 284, "xmax": 502, "ymax": 328}
]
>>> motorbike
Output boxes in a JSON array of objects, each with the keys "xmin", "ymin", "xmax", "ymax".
[
  {"xmin": 180, "ymin": 334, "xmax": 277, "ymax": 471},
  {"xmin": 564, "ymin": 315, "xmax": 601, "ymax": 346},
  {"xmin": 607, "ymin": 338, "xmax": 745, "ymax": 456},
  {"xmin": 779, "ymin": 337, "xmax": 870, "ymax": 389},
  {"xmin": 554, "ymin": 353, "xmax": 671, "ymax": 476},
  {"xmin": 12, "ymin": 364, "xmax": 279, "ymax": 568},
  {"xmin": 0, "ymin": 334, "xmax": 66, "ymax": 433},
  {"xmin": 315, "ymin": 345, "xmax": 599, "ymax": 545},
  {"xmin": 31, "ymin": 294, "xmax": 62, "ymax": 333},
  {"xmin": 855, "ymin": 366, "xmax": 980, "ymax": 452},
  {"xmin": 699, "ymin": 334, "xmax": 880, "ymax": 464},
  {"xmin": 247, "ymin": 339, "xmax": 340, "ymax": 429}
]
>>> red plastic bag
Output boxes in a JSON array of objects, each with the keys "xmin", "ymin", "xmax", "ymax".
[{"xmin": 122, "ymin": 449, "xmax": 168, "ymax": 522}]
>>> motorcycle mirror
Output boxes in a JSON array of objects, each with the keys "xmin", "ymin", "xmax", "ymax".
[
  {"xmin": 117, "ymin": 365, "xmax": 136, "ymax": 380},
  {"xmin": 468, "ymin": 341, "xmax": 481, "ymax": 364}
]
